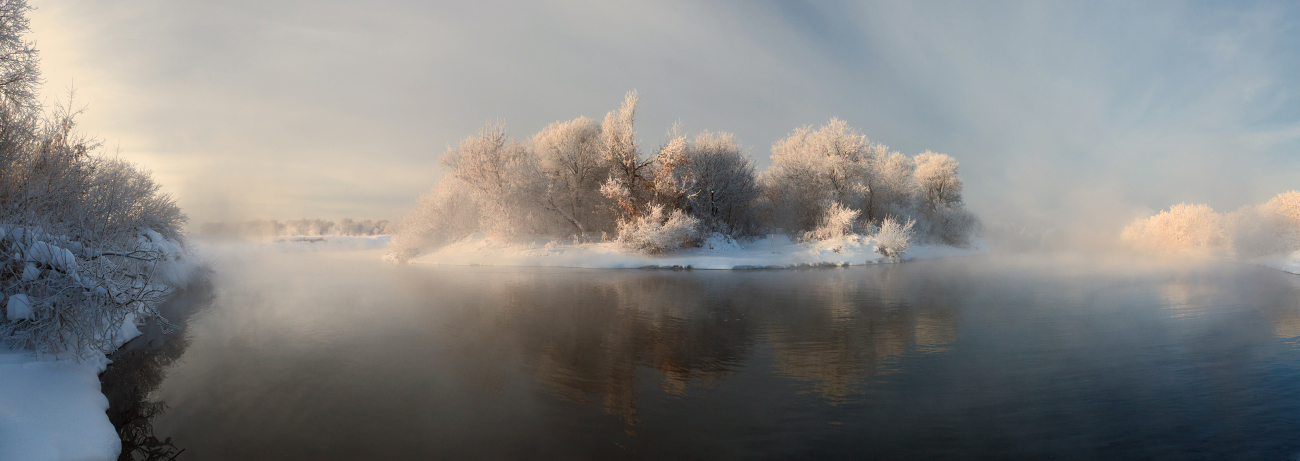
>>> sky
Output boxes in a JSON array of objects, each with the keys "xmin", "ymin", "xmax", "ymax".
[{"xmin": 26, "ymin": 0, "xmax": 1300, "ymax": 237}]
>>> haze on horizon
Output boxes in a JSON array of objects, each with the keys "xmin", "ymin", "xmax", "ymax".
[{"xmin": 27, "ymin": 1, "xmax": 1300, "ymax": 242}]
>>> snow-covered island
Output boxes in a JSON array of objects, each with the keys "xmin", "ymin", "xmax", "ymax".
[{"xmin": 387, "ymin": 91, "xmax": 983, "ymax": 270}]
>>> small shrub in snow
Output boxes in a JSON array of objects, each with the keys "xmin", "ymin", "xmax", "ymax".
[
  {"xmin": 801, "ymin": 202, "xmax": 860, "ymax": 243},
  {"xmin": 874, "ymin": 217, "xmax": 915, "ymax": 261},
  {"xmin": 616, "ymin": 205, "xmax": 701, "ymax": 254}
]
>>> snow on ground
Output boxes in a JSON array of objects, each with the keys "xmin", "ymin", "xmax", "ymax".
[
  {"xmin": 1253, "ymin": 250, "xmax": 1300, "ymax": 275},
  {"xmin": 410, "ymin": 235, "xmax": 984, "ymax": 270},
  {"xmin": 0, "ymin": 319, "xmax": 142, "ymax": 461}
]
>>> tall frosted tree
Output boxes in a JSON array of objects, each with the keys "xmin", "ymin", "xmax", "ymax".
[
  {"xmin": 677, "ymin": 131, "xmax": 760, "ymax": 235},
  {"xmin": 914, "ymin": 151, "xmax": 963, "ymax": 212},
  {"xmin": 532, "ymin": 116, "xmax": 612, "ymax": 238},
  {"xmin": 599, "ymin": 91, "xmax": 654, "ymax": 219},
  {"xmin": 440, "ymin": 122, "xmax": 540, "ymax": 239}
]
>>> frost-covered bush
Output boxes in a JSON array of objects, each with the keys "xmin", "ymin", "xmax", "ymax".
[
  {"xmin": 1121, "ymin": 203, "xmax": 1228, "ymax": 255},
  {"xmin": 387, "ymin": 177, "xmax": 482, "ymax": 262},
  {"xmin": 1, "ymin": 226, "xmax": 193, "ymax": 356},
  {"xmin": 615, "ymin": 205, "xmax": 701, "ymax": 254},
  {"xmin": 873, "ymin": 217, "xmax": 915, "ymax": 261},
  {"xmin": 927, "ymin": 206, "xmax": 981, "ymax": 247},
  {"xmin": 0, "ymin": 0, "xmax": 195, "ymax": 356},
  {"xmin": 801, "ymin": 202, "xmax": 860, "ymax": 243}
]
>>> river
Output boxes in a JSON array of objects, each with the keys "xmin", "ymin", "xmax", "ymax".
[{"xmin": 101, "ymin": 248, "xmax": 1300, "ymax": 459}]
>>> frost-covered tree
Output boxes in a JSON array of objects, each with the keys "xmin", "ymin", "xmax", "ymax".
[
  {"xmin": 0, "ymin": 0, "xmax": 39, "ymax": 111},
  {"xmin": 599, "ymin": 91, "xmax": 655, "ymax": 220},
  {"xmin": 532, "ymin": 116, "xmax": 613, "ymax": 238},
  {"xmin": 763, "ymin": 119, "xmax": 881, "ymax": 233},
  {"xmin": 1121, "ymin": 203, "xmax": 1228, "ymax": 255},
  {"xmin": 872, "ymin": 152, "xmax": 918, "ymax": 217},
  {"xmin": 676, "ymin": 131, "xmax": 761, "ymax": 236},
  {"xmin": 914, "ymin": 151, "xmax": 962, "ymax": 213},
  {"xmin": 1125, "ymin": 192, "xmax": 1300, "ymax": 258},
  {"xmin": 440, "ymin": 122, "xmax": 543, "ymax": 239},
  {"xmin": 761, "ymin": 120, "xmax": 978, "ymax": 246}
]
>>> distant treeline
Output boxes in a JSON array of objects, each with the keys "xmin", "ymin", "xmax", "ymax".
[
  {"xmin": 1122, "ymin": 191, "xmax": 1300, "ymax": 257},
  {"xmin": 198, "ymin": 218, "xmax": 394, "ymax": 239},
  {"xmin": 390, "ymin": 91, "xmax": 980, "ymax": 260}
]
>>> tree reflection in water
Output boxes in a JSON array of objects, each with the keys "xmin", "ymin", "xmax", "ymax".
[
  {"xmin": 100, "ymin": 278, "xmax": 214, "ymax": 460},
  {"xmin": 441, "ymin": 263, "xmax": 965, "ymax": 422}
]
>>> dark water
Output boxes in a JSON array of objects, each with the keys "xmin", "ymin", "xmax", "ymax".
[{"xmin": 102, "ymin": 250, "xmax": 1300, "ymax": 460}]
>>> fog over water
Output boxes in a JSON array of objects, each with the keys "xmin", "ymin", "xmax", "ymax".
[{"xmin": 93, "ymin": 247, "xmax": 1300, "ymax": 459}]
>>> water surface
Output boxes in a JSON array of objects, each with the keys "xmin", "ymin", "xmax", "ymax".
[{"xmin": 106, "ymin": 250, "xmax": 1300, "ymax": 459}]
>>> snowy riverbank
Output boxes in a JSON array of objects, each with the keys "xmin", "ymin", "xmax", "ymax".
[
  {"xmin": 0, "ymin": 319, "xmax": 143, "ymax": 460},
  {"xmin": 408, "ymin": 235, "xmax": 984, "ymax": 270},
  {"xmin": 1253, "ymin": 250, "xmax": 1300, "ymax": 275}
]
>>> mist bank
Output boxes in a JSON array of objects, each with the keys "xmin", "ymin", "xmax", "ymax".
[
  {"xmin": 389, "ymin": 92, "xmax": 980, "ymax": 265},
  {"xmin": 195, "ymin": 217, "xmax": 394, "ymax": 240}
]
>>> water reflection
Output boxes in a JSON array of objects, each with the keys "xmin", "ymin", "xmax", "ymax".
[
  {"xmin": 100, "ymin": 278, "xmax": 214, "ymax": 460},
  {"xmin": 436, "ymin": 272, "xmax": 756, "ymax": 424},
  {"xmin": 121, "ymin": 252, "xmax": 1300, "ymax": 459},
  {"xmin": 422, "ymin": 265, "xmax": 966, "ymax": 418},
  {"xmin": 758, "ymin": 267, "xmax": 963, "ymax": 402}
]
